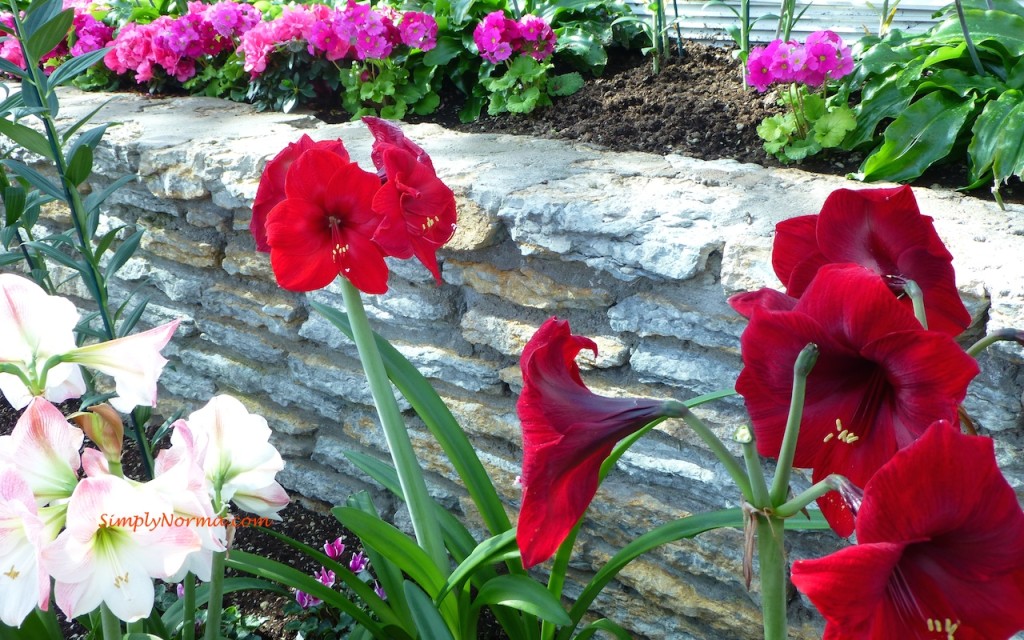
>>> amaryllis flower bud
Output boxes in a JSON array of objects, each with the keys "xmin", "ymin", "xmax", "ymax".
[
  {"xmin": 69, "ymin": 403, "xmax": 124, "ymax": 464},
  {"xmin": 516, "ymin": 317, "xmax": 684, "ymax": 568}
]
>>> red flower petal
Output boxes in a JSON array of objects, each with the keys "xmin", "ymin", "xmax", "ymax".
[
  {"xmin": 362, "ymin": 116, "xmax": 434, "ymax": 176},
  {"xmin": 516, "ymin": 318, "xmax": 674, "ymax": 568},
  {"xmin": 735, "ymin": 265, "xmax": 978, "ymax": 535},
  {"xmin": 251, "ymin": 135, "xmax": 349, "ymax": 253},
  {"xmin": 794, "ymin": 425, "xmax": 1024, "ymax": 639},
  {"xmin": 264, "ymin": 148, "xmax": 388, "ymax": 293},
  {"xmin": 770, "ymin": 186, "xmax": 970, "ymax": 337},
  {"xmin": 727, "ymin": 288, "xmax": 797, "ymax": 319}
]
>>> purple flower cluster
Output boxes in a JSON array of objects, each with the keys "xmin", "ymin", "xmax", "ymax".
[
  {"xmin": 294, "ymin": 538, "xmax": 383, "ymax": 609},
  {"xmin": 238, "ymin": 1, "xmax": 436, "ymax": 77},
  {"xmin": 472, "ymin": 11, "xmax": 555, "ymax": 64},
  {"xmin": 745, "ymin": 30, "xmax": 854, "ymax": 92},
  {"xmin": 103, "ymin": 0, "xmax": 259, "ymax": 82},
  {"xmin": 70, "ymin": 12, "xmax": 113, "ymax": 57}
]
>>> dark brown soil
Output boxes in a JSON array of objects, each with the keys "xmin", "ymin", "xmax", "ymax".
[{"xmin": 402, "ymin": 42, "xmax": 1024, "ymax": 205}]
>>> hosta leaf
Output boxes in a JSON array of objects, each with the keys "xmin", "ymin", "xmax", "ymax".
[
  {"xmin": 859, "ymin": 91, "xmax": 976, "ymax": 183},
  {"xmin": 967, "ymin": 89, "xmax": 1024, "ymax": 186},
  {"xmin": 932, "ymin": 8, "xmax": 1024, "ymax": 59},
  {"xmin": 917, "ymin": 67, "xmax": 1005, "ymax": 99},
  {"xmin": 844, "ymin": 74, "xmax": 916, "ymax": 150}
]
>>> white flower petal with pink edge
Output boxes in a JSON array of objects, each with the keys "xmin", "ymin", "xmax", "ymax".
[
  {"xmin": 185, "ymin": 395, "xmax": 288, "ymax": 519},
  {"xmin": 43, "ymin": 475, "xmax": 201, "ymax": 622},
  {"xmin": 0, "ymin": 274, "xmax": 85, "ymax": 409},
  {"xmin": 0, "ymin": 466, "xmax": 51, "ymax": 627},
  {"xmin": 152, "ymin": 421, "xmax": 226, "ymax": 582},
  {"xmin": 0, "ymin": 398, "xmax": 83, "ymax": 506},
  {"xmin": 63, "ymin": 320, "xmax": 180, "ymax": 412}
]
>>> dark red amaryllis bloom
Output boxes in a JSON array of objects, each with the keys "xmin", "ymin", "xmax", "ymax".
[
  {"xmin": 516, "ymin": 317, "xmax": 681, "ymax": 568},
  {"xmin": 250, "ymin": 135, "xmax": 349, "ymax": 253},
  {"xmin": 792, "ymin": 422, "xmax": 1024, "ymax": 639},
  {"xmin": 363, "ymin": 117, "xmax": 456, "ymax": 285},
  {"xmin": 772, "ymin": 185, "xmax": 971, "ymax": 337},
  {"xmin": 731, "ymin": 264, "xmax": 978, "ymax": 536},
  {"xmin": 264, "ymin": 149, "xmax": 388, "ymax": 293}
]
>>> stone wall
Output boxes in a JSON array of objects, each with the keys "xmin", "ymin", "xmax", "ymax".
[{"xmin": 15, "ymin": 89, "xmax": 1024, "ymax": 639}]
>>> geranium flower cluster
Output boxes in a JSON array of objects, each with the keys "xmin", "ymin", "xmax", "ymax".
[
  {"xmin": 472, "ymin": 11, "xmax": 556, "ymax": 64},
  {"xmin": 250, "ymin": 117, "xmax": 457, "ymax": 294},
  {"xmin": 104, "ymin": 0, "xmax": 259, "ymax": 82},
  {"xmin": 238, "ymin": 1, "xmax": 437, "ymax": 76},
  {"xmin": 745, "ymin": 30, "xmax": 854, "ymax": 91},
  {"xmin": 0, "ymin": 274, "xmax": 289, "ymax": 626}
]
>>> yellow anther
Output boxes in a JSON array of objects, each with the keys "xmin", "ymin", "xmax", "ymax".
[
  {"xmin": 822, "ymin": 433, "xmax": 834, "ymax": 443},
  {"xmin": 113, "ymin": 573, "xmax": 130, "ymax": 588},
  {"xmin": 3, "ymin": 566, "xmax": 19, "ymax": 579}
]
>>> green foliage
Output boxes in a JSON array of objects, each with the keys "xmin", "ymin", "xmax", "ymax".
[
  {"xmin": 756, "ymin": 88, "xmax": 856, "ymax": 163},
  {"xmin": 480, "ymin": 55, "xmax": 553, "ymax": 115},
  {"xmin": 847, "ymin": 0, "xmax": 1024, "ymax": 200},
  {"xmin": 339, "ymin": 59, "xmax": 440, "ymax": 120}
]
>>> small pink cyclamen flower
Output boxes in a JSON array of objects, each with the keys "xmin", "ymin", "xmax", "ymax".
[
  {"xmin": 349, "ymin": 551, "xmax": 369, "ymax": 572},
  {"xmin": 316, "ymin": 566, "xmax": 336, "ymax": 587},
  {"xmin": 295, "ymin": 590, "xmax": 321, "ymax": 608},
  {"xmin": 324, "ymin": 537, "xmax": 345, "ymax": 559}
]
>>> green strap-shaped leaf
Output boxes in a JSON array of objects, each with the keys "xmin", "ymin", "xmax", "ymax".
[
  {"xmin": 555, "ymin": 508, "xmax": 744, "ymax": 640},
  {"xmin": 157, "ymin": 577, "xmax": 284, "ymax": 634},
  {"xmin": 931, "ymin": 7, "xmax": 1024, "ymax": 58},
  {"xmin": 0, "ymin": 117, "xmax": 54, "ymax": 160},
  {"xmin": 224, "ymin": 550, "xmax": 405, "ymax": 639},
  {"xmin": 0, "ymin": 607, "xmax": 62, "ymax": 640},
  {"xmin": 25, "ymin": 8, "xmax": 73, "ymax": 62},
  {"xmin": 473, "ymin": 575, "xmax": 571, "ymax": 626},
  {"xmin": 859, "ymin": 91, "xmax": 976, "ymax": 183},
  {"xmin": 405, "ymin": 582, "xmax": 457, "ymax": 640},
  {"xmin": 437, "ymin": 529, "xmax": 518, "ymax": 603},
  {"xmin": 917, "ymin": 67, "xmax": 1005, "ymax": 99},
  {"xmin": 311, "ymin": 302, "xmax": 513, "ymax": 540},
  {"xmin": 968, "ymin": 89, "xmax": 1024, "ymax": 186},
  {"xmin": 3, "ymin": 159, "xmax": 64, "ymax": 200},
  {"xmin": 48, "ymin": 47, "xmax": 109, "ymax": 87},
  {"xmin": 574, "ymin": 618, "xmax": 633, "ymax": 640},
  {"xmin": 104, "ymin": 228, "xmax": 144, "ymax": 281}
]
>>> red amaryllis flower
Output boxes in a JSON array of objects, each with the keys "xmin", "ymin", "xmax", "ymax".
[
  {"xmin": 772, "ymin": 185, "xmax": 971, "ymax": 337},
  {"xmin": 251, "ymin": 135, "xmax": 349, "ymax": 253},
  {"xmin": 363, "ymin": 117, "xmax": 456, "ymax": 285},
  {"xmin": 792, "ymin": 422, "xmax": 1024, "ymax": 639},
  {"xmin": 516, "ymin": 317, "xmax": 681, "ymax": 568},
  {"xmin": 731, "ymin": 264, "xmax": 978, "ymax": 536},
  {"xmin": 264, "ymin": 149, "xmax": 389, "ymax": 293}
]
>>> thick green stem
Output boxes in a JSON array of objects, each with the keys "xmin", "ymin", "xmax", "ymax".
[
  {"xmin": 966, "ymin": 328, "xmax": 1024, "ymax": 358},
  {"xmin": 182, "ymin": 575, "xmax": 196, "ymax": 640},
  {"xmin": 737, "ymin": 426, "xmax": 770, "ymax": 508},
  {"xmin": 769, "ymin": 344, "xmax": 818, "ymax": 506},
  {"xmin": 541, "ymin": 522, "xmax": 582, "ymax": 640},
  {"xmin": 902, "ymin": 279, "xmax": 928, "ymax": 330},
  {"xmin": 99, "ymin": 603, "xmax": 121, "ymax": 640},
  {"xmin": 339, "ymin": 278, "xmax": 448, "ymax": 573},
  {"xmin": 757, "ymin": 515, "xmax": 788, "ymax": 640},
  {"xmin": 203, "ymin": 550, "xmax": 227, "ymax": 640},
  {"xmin": 774, "ymin": 475, "xmax": 841, "ymax": 518}
]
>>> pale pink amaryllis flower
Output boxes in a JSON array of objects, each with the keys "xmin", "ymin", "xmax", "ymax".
[
  {"xmin": 181, "ymin": 395, "xmax": 289, "ymax": 519},
  {"xmin": 62, "ymin": 320, "xmax": 180, "ymax": 412},
  {"xmin": 152, "ymin": 420, "xmax": 228, "ymax": 581},
  {"xmin": 0, "ymin": 398, "xmax": 83, "ymax": 507},
  {"xmin": 0, "ymin": 466, "xmax": 51, "ymax": 627},
  {"xmin": 43, "ymin": 475, "xmax": 201, "ymax": 622},
  {"xmin": 0, "ymin": 274, "xmax": 179, "ymax": 412},
  {"xmin": 0, "ymin": 274, "xmax": 86, "ymax": 409}
]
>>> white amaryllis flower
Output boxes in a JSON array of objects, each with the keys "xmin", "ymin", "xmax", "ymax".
[
  {"xmin": 0, "ymin": 466, "xmax": 51, "ymax": 627},
  {"xmin": 0, "ymin": 273, "xmax": 179, "ymax": 412},
  {"xmin": 43, "ymin": 475, "xmax": 201, "ymax": 622},
  {"xmin": 184, "ymin": 395, "xmax": 289, "ymax": 519},
  {"xmin": 0, "ymin": 398, "xmax": 83, "ymax": 507}
]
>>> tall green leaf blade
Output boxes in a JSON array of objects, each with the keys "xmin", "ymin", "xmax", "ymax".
[
  {"xmin": 473, "ymin": 575, "xmax": 571, "ymax": 625},
  {"xmin": 0, "ymin": 118, "xmax": 55, "ymax": 160},
  {"xmin": 3, "ymin": 159, "xmax": 64, "ymax": 200},
  {"xmin": 0, "ymin": 606, "xmax": 62, "ymax": 640},
  {"xmin": 968, "ymin": 89, "xmax": 1022, "ymax": 183},
  {"xmin": 104, "ymin": 228, "xmax": 143, "ymax": 280},
  {"xmin": 556, "ymin": 508, "xmax": 743, "ymax": 640},
  {"xmin": 859, "ymin": 91, "xmax": 975, "ymax": 182},
  {"xmin": 437, "ymin": 529, "xmax": 518, "ymax": 603},
  {"xmin": 346, "ymin": 491, "xmax": 415, "ymax": 631},
  {"xmin": 405, "ymin": 582, "xmax": 457, "ymax": 640},
  {"xmin": 25, "ymin": 8, "xmax": 73, "ymax": 62},
  {"xmin": 48, "ymin": 48, "xmax": 109, "ymax": 87},
  {"xmin": 311, "ymin": 302, "xmax": 513, "ymax": 540},
  {"xmin": 83, "ymin": 174, "xmax": 135, "ymax": 213},
  {"xmin": 575, "ymin": 618, "xmax": 632, "ymax": 640},
  {"xmin": 23, "ymin": 0, "xmax": 63, "ymax": 36},
  {"xmin": 0, "ymin": 58, "xmax": 24, "ymax": 78}
]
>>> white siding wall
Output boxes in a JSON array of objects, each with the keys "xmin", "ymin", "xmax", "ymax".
[{"xmin": 652, "ymin": 0, "xmax": 949, "ymax": 44}]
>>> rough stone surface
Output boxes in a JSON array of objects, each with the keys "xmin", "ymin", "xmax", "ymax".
[{"xmin": 10, "ymin": 88, "xmax": 1023, "ymax": 640}]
